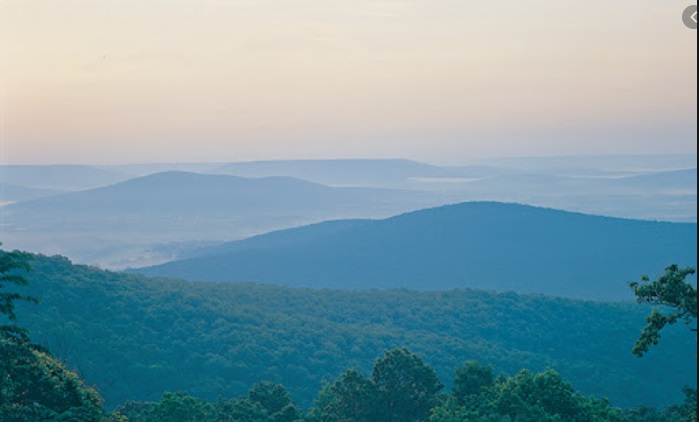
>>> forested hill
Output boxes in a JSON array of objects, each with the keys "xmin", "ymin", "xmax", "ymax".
[
  {"xmin": 135, "ymin": 202, "xmax": 697, "ymax": 300},
  {"xmin": 13, "ymin": 254, "xmax": 696, "ymax": 410}
]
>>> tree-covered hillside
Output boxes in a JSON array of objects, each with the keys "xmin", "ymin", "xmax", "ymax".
[
  {"xmin": 136, "ymin": 202, "xmax": 697, "ymax": 300},
  {"xmin": 12, "ymin": 254, "xmax": 695, "ymax": 411}
]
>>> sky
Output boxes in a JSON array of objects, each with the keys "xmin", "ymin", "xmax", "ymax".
[{"xmin": 0, "ymin": 0, "xmax": 696, "ymax": 165}]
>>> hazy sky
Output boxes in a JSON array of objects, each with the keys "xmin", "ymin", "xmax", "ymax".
[{"xmin": 1, "ymin": 0, "xmax": 696, "ymax": 165}]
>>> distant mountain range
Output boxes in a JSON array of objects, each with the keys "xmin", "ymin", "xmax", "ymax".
[
  {"xmin": 0, "ymin": 165, "xmax": 131, "ymax": 191},
  {"xmin": 609, "ymin": 168, "xmax": 696, "ymax": 190},
  {"xmin": 210, "ymin": 155, "xmax": 698, "ymax": 188},
  {"xmin": 208, "ymin": 157, "xmax": 697, "ymax": 222},
  {"xmin": 211, "ymin": 159, "xmax": 458, "ymax": 188},
  {"xmin": 0, "ymin": 171, "xmax": 442, "ymax": 268},
  {"xmin": 434, "ymin": 168, "xmax": 697, "ymax": 222},
  {"xmin": 4, "ymin": 171, "xmax": 431, "ymax": 215},
  {"xmin": 466, "ymin": 154, "xmax": 698, "ymax": 175},
  {"xmin": 1, "ymin": 156, "xmax": 695, "ymax": 269},
  {"xmin": 134, "ymin": 202, "xmax": 697, "ymax": 300}
]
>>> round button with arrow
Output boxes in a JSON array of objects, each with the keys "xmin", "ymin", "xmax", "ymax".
[{"xmin": 683, "ymin": 5, "xmax": 697, "ymax": 29}]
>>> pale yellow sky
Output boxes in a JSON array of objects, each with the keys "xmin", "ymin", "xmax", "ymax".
[{"xmin": 1, "ymin": 0, "xmax": 696, "ymax": 164}]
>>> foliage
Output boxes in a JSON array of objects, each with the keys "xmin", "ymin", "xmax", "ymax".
[
  {"xmin": 14, "ymin": 254, "xmax": 696, "ymax": 409},
  {"xmin": 0, "ymin": 247, "xmax": 39, "ymax": 341},
  {"xmin": 0, "ymin": 337, "xmax": 106, "ymax": 421},
  {"xmin": 121, "ymin": 391, "xmax": 215, "ymax": 422},
  {"xmin": 215, "ymin": 397, "xmax": 268, "ymax": 422},
  {"xmin": 431, "ymin": 365, "xmax": 623, "ymax": 422},
  {"xmin": 623, "ymin": 387, "xmax": 697, "ymax": 422},
  {"xmin": 247, "ymin": 381, "xmax": 303, "ymax": 421},
  {"xmin": 1, "ymin": 246, "xmax": 113, "ymax": 421},
  {"xmin": 116, "ymin": 383, "xmax": 302, "ymax": 422},
  {"xmin": 311, "ymin": 348, "xmax": 442, "ymax": 421},
  {"xmin": 110, "ymin": 352, "xmax": 694, "ymax": 422},
  {"xmin": 372, "ymin": 348, "xmax": 444, "ymax": 422},
  {"xmin": 629, "ymin": 265, "xmax": 697, "ymax": 356},
  {"xmin": 308, "ymin": 369, "xmax": 380, "ymax": 421},
  {"xmin": 452, "ymin": 361, "xmax": 494, "ymax": 402},
  {"xmin": 2, "ymin": 248, "xmax": 696, "ymax": 420}
]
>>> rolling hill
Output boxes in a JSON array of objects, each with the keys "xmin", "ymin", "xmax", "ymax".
[
  {"xmin": 0, "ymin": 171, "xmax": 443, "ymax": 268},
  {"xmin": 3, "ymin": 171, "xmax": 440, "ymax": 225},
  {"xmin": 13, "ymin": 253, "xmax": 697, "ymax": 409},
  {"xmin": 181, "ymin": 219, "xmax": 371, "ymax": 259},
  {"xmin": 135, "ymin": 202, "xmax": 697, "ymax": 300},
  {"xmin": 2, "ymin": 157, "xmax": 695, "ymax": 269}
]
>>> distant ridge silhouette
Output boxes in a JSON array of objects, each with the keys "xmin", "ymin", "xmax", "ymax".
[{"xmin": 134, "ymin": 202, "xmax": 697, "ymax": 300}]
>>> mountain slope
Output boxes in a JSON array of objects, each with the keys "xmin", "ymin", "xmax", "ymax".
[
  {"xmin": 4, "ymin": 171, "xmax": 438, "ymax": 222},
  {"xmin": 135, "ymin": 202, "xmax": 697, "ymax": 300},
  {"xmin": 14, "ymin": 254, "xmax": 697, "ymax": 409},
  {"xmin": 181, "ymin": 219, "xmax": 371, "ymax": 259}
]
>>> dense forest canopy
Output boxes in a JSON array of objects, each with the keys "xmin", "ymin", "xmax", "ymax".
[
  {"xmin": 52, "ymin": 349, "xmax": 692, "ymax": 421},
  {"xmin": 1, "ymin": 248, "xmax": 108, "ymax": 420},
  {"xmin": 5, "ymin": 253, "xmax": 695, "ymax": 412}
]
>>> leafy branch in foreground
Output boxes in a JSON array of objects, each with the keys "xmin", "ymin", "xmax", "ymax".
[
  {"xmin": 629, "ymin": 265, "xmax": 697, "ymax": 357},
  {"xmin": 0, "ymin": 244, "xmax": 39, "ymax": 342}
]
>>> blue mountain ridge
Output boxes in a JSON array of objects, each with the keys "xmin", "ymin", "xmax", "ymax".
[{"xmin": 133, "ymin": 201, "xmax": 697, "ymax": 300}]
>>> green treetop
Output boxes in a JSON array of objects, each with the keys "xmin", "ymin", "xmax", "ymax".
[{"xmin": 629, "ymin": 265, "xmax": 697, "ymax": 357}]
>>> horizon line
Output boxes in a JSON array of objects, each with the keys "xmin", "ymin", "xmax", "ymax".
[{"xmin": 0, "ymin": 151, "xmax": 697, "ymax": 167}]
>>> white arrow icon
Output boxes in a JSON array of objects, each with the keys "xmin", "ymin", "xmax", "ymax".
[{"xmin": 683, "ymin": 6, "xmax": 698, "ymax": 28}]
